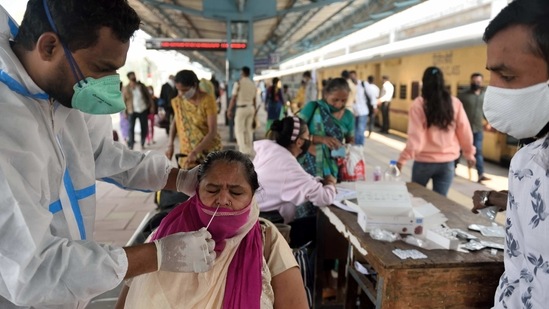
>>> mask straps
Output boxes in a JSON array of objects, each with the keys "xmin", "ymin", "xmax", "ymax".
[{"xmin": 42, "ymin": 0, "xmax": 87, "ymax": 87}]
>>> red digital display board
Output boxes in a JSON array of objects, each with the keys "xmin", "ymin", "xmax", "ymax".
[{"xmin": 146, "ymin": 39, "xmax": 247, "ymax": 51}]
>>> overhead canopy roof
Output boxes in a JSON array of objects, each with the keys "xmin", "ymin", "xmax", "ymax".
[{"xmin": 128, "ymin": 0, "xmax": 427, "ymax": 76}]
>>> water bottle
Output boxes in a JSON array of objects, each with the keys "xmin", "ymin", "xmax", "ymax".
[
  {"xmin": 373, "ymin": 166, "xmax": 383, "ymax": 182},
  {"xmin": 384, "ymin": 160, "xmax": 401, "ymax": 181}
]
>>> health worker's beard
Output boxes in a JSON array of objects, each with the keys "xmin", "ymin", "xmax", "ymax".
[{"xmin": 46, "ymin": 65, "xmax": 77, "ymax": 108}]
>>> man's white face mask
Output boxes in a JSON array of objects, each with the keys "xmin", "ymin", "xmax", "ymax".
[{"xmin": 483, "ymin": 82, "xmax": 549, "ymax": 139}]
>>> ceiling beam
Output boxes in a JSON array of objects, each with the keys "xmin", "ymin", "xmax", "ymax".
[
  {"xmin": 254, "ymin": 0, "xmax": 299, "ymax": 58},
  {"xmin": 140, "ymin": 0, "xmax": 349, "ymax": 21},
  {"xmin": 237, "ymin": 0, "xmax": 246, "ymax": 12},
  {"xmin": 137, "ymin": 1, "xmax": 225, "ymax": 74}
]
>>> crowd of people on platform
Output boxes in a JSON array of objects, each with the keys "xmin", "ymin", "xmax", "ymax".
[{"xmin": 1, "ymin": 0, "xmax": 549, "ymax": 308}]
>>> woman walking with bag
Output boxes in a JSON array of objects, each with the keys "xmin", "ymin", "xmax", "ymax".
[
  {"xmin": 166, "ymin": 70, "xmax": 222, "ymax": 168},
  {"xmin": 298, "ymin": 78, "xmax": 355, "ymax": 179}
]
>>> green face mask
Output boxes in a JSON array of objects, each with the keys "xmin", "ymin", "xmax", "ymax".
[
  {"xmin": 42, "ymin": 0, "xmax": 125, "ymax": 115},
  {"xmin": 328, "ymin": 103, "xmax": 344, "ymax": 113},
  {"xmin": 71, "ymin": 75, "xmax": 126, "ymax": 115}
]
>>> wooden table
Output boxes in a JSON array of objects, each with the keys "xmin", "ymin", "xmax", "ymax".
[{"xmin": 314, "ymin": 182, "xmax": 504, "ymax": 309}]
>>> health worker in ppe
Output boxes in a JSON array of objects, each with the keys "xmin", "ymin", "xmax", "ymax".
[
  {"xmin": 482, "ymin": 0, "xmax": 549, "ymax": 308},
  {"xmin": 0, "ymin": 1, "xmax": 215, "ymax": 308}
]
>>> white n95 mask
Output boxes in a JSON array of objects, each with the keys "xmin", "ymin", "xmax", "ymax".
[{"xmin": 483, "ymin": 82, "xmax": 549, "ymax": 139}]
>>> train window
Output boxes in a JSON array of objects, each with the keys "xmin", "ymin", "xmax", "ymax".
[
  {"xmin": 399, "ymin": 84, "xmax": 407, "ymax": 99},
  {"xmin": 411, "ymin": 81, "xmax": 420, "ymax": 99}
]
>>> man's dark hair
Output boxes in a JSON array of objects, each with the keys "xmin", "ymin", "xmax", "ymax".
[
  {"xmin": 349, "ymin": 70, "xmax": 357, "ymax": 75},
  {"xmin": 242, "ymin": 66, "xmax": 250, "ymax": 76},
  {"xmin": 471, "ymin": 72, "xmax": 483, "ymax": 79},
  {"xmin": 126, "ymin": 71, "xmax": 135, "ymax": 79},
  {"xmin": 15, "ymin": 0, "xmax": 140, "ymax": 52},
  {"xmin": 303, "ymin": 71, "xmax": 311, "ymax": 78},
  {"xmin": 341, "ymin": 70, "xmax": 350, "ymax": 79},
  {"xmin": 367, "ymin": 75, "xmax": 375, "ymax": 83},
  {"xmin": 174, "ymin": 70, "xmax": 199, "ymax": 87},
  {"xmin": 483, "ymin": 0, "xmax": 549, "ymax": 71},
  {"xmin": 382, "ymin": 75, "xmax": 389, "ymax": 81}
]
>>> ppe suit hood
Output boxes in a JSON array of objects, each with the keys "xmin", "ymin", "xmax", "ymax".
[
  {"xmin": 0, "ymin": 5, "xmax": 173, "ymax": 308},
  {"xmin": 0, "ymin": 7, "xmax": 49, "ymax": 100}
]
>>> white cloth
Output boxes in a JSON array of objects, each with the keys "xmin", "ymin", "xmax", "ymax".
[
  {"xmin": 364, "ymin": 82, "xmax": 380, "ymax": 108},
  {"xmin": 353, "ymin": 80, "xmax": 368, "ymax": 117},
  {"xmin": 304, "ymin": 79, "xmax": 317, "ymax": 104},
  {"xmin": 131, "ymin": 86, "xmax": 147, "ymax": 113},
  {"xmin": 0, "ymin": 7, "xmax": 173, "ymax": 308},
  {"xmin": 493, "ymin": 135, "xmax": 549, "ymax": 309},
  {"xmin": 235, "ymin": 105, "xmax": 255, "ymax": 155},
  {"xmin": 253, "ymin": 140, "xmax": 336, "ymax": 223},
  {"xmin": 378, "ymin": 80, "xmax": 394, "ymax": 103}
]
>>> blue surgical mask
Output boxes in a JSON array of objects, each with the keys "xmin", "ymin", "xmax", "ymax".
[{"xmin": 43, "ymin": 0, "xmax": 125, "ymax": 115}]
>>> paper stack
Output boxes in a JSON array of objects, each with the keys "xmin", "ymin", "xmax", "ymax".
[
  {"xmin": 348, "ymin": 182, "xmax": 423, "ymax": 235},
  {"xmin": 333, "ymin": 182, "xmax": 448, "ymax": 236}
]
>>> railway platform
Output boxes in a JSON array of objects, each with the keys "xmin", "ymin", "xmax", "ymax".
[{"xmin": 87, "ymin": 111, "xmax": 509, "ymax": 308}]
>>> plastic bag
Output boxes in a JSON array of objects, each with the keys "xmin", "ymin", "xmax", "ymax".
[
  {"xmin": 369, "ymin": 228, "xmax": 401, "ymax": 242},
  {"xmin": 338, "ymin": 144, "xmax": 365, "ymax": 181}
]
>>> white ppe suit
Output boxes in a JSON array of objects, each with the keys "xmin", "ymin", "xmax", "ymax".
[{"xmin": 0, "ymin": 7, "xmax": 173, "ymax": 309}]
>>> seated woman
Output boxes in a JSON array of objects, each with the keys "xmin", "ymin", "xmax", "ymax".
[
  {"xmin": 116, "ymin": 150, "xmax": 308, "ymax": 309},
  {"xmin": 298, "ymin": 78, "xmax": 355, "ymax": 180},
  {"xmin": 254, "ymin": 116, "xmax": 337, "ymax": 225}
]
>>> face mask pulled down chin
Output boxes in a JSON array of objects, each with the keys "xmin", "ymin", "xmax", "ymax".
[
  {"xmin": 72, "ymin": 75, "xmax": 126, "ymax": 115},
  {"xmin": 328, "ymin": 103, "xmax": 344, "ymax": 113},
  {"xmin": 184, "ymin": 87, "xmax": 196, "ymax": 100},
  {"xmin": 484, "ymin": 82, "xmax": 549, "ymax": 139}
]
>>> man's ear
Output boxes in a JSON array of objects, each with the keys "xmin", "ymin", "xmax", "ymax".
[{"xmin": 36, "ymin": 32, "xmax": 62, "ymax": 61}]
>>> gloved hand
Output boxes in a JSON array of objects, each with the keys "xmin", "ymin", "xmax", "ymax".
[
  {"xmin": 154, "ymin": 227, "xmax": 216, "ymax": 273},
  {"xmin": 176, "ymin": 165, "xmax": 200, "ymax": 195}
]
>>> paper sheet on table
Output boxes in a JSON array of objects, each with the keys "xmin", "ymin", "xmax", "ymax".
[
  {"xmin": 334, "ymin": 185, "xmax": 357, "ymax": 201},
  {"xmin": 333, "ymin": 200, "xmax": 359, "ymax": 213},
  {"xmin": 354, "ymin": 182, "xmax": 412, "ymax": 216}
]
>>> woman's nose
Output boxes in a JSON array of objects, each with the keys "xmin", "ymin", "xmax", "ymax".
[{"xmin": 216, "ymin": 191, "xmax": 232, "ymax": 207}]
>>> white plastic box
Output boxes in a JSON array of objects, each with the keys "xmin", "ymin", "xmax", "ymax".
[
  {"xmin": 354, "ymin": 182, "xmax": 412, "ymax": 217},
  {"xmin": 347, "ymin": 199, "xmax": 424, "ymax": 235},
  {"xmin": 357, "ymin": 210, "xmax": 424, "ymax": 235}
]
